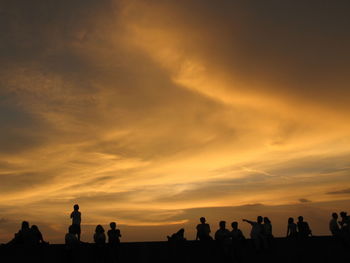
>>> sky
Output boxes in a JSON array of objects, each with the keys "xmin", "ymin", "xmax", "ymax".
[{"xmin": 1, "ymin": 0, "xmax": 350, "ymax": 243}]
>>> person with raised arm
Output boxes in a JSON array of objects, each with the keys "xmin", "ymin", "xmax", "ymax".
[{"xmin": 243, "ymin": 216, "xmax": 263, "ymax": 252}]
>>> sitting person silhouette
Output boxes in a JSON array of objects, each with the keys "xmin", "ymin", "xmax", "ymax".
[
  {"xmin": 263, "ymin": 217, "xmax": 273, "ymax": 249},
  {"xmin": 70, "ymin": 204, "xmax": 81, "ymax": 241},
  {"xmin": 167, "ymin": 228, "xmax": 186, "ymax": 242},
  {"xmin": 215, "ymin": 221, "xmax": 231, "ymax": 242},
  {"xmin": 196, "ymin": 217, "xmax": 212, "ymax": 241},
  {"xmin": 231, "ymin": 221, "xmax": 245, "ymax": 262},
  {"xmin": 11, "ymin": 221, "xmax": 33, "ymax": 245},
  {"xmin": 215, "ymin": 221, "xmax": 231, "ymax": 261},
  {"xmin": 108, "ymin": 222, "xmax": 121, "ymax": 244},
  {"xmin": 286, "ymin": 217, "xmax": 298, "ymax": 238},
  {"xmin": 65, "ymin": 225, "xmax": 79, "ymax": 248},
  {"xmin": 243, "ymin": 216, "xmax": 264, "ymax": 251},
  {"xmin": 339, "ymin": 211, "xmax": 350, "ymax": 232},
  {"xmin": 297, "ymin": 216, "xmax": 312, "ymax": 238},
  {"xmin": 94, "ymin": 225, "xmax": 106, "ymax": 244},
  {"xmin": 31, "ymin": 225, "xmax": 48, "ymax": 244},
  {"xmin": 263, "ymin": 217, "xmax": 273, "ymax": 238},
  {"xmin": 230, "ymin": 221, "xmax": 245, "ymax": 242}
]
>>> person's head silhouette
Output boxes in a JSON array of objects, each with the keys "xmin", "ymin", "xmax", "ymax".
[
  {"xmin": 288, "ymin": 217, "xmax": 294, "ymax": 224},
  {"xmin": 110, "ymin": 222, "xmax": 116, "ymax": 230},
  {"xmin": 340, "ymin": 211, "xmax": 347, "ymax": 218},
  {"xmin": 298, "ymin": 216, "xmax": 304, "ymax": 222},
  {"xmin": 74, "ymin": 204, "xmax": 79, "ymax": 211},
  {"xmin": 31, "ymin": 225, "xmax": 39, "ymax": 232},
  {"xmin": 231, "ymin": 221, "xmax": 238, "ymax": 230},
  {"xmin": 200, "ymin": 217, "xmax": 206, "ymax": 224},
  {"xmin": 257, "ymin": 216, "xmax": 263, "ymax": 224},
  {"xmin": 68, "ymin": 225, "xmax": 75, "ymax": 234},
  {"xmin": 332, "ymin": 213, "xmax": 338, "ymax": 219},
  {"xmin": 21, "ymin": 221, "xmax": 30, "ymax": 230},
  {"xmin": 219, "ymin": 221, "xmax": 226, "ymax": 229},
  {"xmin": 264, "ymin": 217, "xmax": 271, "ymax": 224},
  {"xmin": 178, "ymin": 228, "xmax": 185, "ymax": 235},
  {"xmin": 95, "ymin": 225, "xmax": 104, "ymax": 234}
]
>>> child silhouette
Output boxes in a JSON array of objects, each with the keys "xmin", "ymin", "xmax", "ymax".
[{"xmin": 70, "ymin": 204, "xmax": 81, "ymax": 241}]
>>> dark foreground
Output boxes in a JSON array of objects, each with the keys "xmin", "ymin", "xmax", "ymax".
[{"xmin": 0, "ymin": 236, "xmax": 349, "ymax": 263}]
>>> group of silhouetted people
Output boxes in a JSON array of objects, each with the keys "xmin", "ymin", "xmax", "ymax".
[
  {"xmin": 65, "ymin": 204, "xmax": 122, "ymax": 246},
  {"xmin": 7, "ymin": 221, "xmax": 48, "ymax": 246},
  {"xmin": 329, "ymin": 211, "xmax": 350, "ymax": 246},
  {"xmin": 4, "ymin": 205, "xmax": 350, "ymax": 253}
]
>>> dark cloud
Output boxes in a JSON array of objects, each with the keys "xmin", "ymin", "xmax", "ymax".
[
  {"xmin": 326, "ymin": 188, "xmax": 350, "ymax": 195},
  {"xmin": 129, "ymin": 0, "xmax": 350, "ymax": 110},
  {"xmin": 299, "ymin": 198, "xmax": 311, "ymax": 203}
]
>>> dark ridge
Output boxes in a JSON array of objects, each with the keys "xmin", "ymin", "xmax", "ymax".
[{"xmin": 1, "ymin": 236, "xmax": 349, "ymax": 263}]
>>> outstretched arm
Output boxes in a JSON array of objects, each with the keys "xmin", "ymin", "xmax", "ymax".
[{"xmin": 242, "ymin": 219, "xmax": 254, "ymax": 225}]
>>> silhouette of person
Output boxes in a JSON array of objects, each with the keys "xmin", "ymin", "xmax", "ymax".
[
  {"xmin": 93, "ymin": 225, "xmax": 107, "ymax": 263},
  {"xmin": 215, "ymin": 221, "xmax": 231, "ymax": 242},
  {"xmin": 65, "ymin": 225, "xmax": 79, "ymax": 247},
  {"xmin": 286, "ymin": 217, "xmax": 298, "ymax": 238},
  {"xmin": 339, "ymin": 211, "xmax": 350, "ymax": 246},
  {"xmin": 230, "ymin": 222, "xmax": 245, "ymax": 262},
  {"xmin": 31, "ymin": 225, "xmax": 48, "ymax": 244},
  {"xmin": 330, "ymin": 213, "xmax": 341, "ymax": 237},
  {"xmin": 230, "ymin": 221, "xmax": 245, "ymax": 242},
  {"xmin": 297, "ymin": 216, "xmax": 312, "ymax": 238},
  {"xmin": 70, "ymin": 204, "xmax": 81, "ymax": 241},
  {"xmin": 339, "ymin": 211, "xmax": 350, "ymax": 233},
  {"xmin": 65, "ymin": 225, "xmax": 80, "ymax": 263},
  {"xmin": 108, "ymin": 222, "xmax": 121, "ymax": 244},
  {"xmin": 196, "ymin": 217, "xmax": 212, "ymax": 241},
  {"xmin": 243, "ymin": 216, "xmax": 263, "ymax": 252},
  {"xmin": 167, "ymin": 228, "xmax": 187, "ymax": 263},
  {"xmin": 12, "ymin": 221, "xmax": 33, "ymax": 245},
  {"xmin": 263, "ymin": 217, "xmax": 273, "ymax": 249},
  {"xmin": 167, "ymin": 228, "xmax": 186, "ymax": 242},
  {"xmin": 94, "ymin": 225, "xmax": 106, "ymax": 244},
  {"xmin": 215, "ymin": 221, "xmax": 231, "ymax": 262},
  {"xmin": 108, "ymin": 222, "xmax": 121, "ymax": 263}
]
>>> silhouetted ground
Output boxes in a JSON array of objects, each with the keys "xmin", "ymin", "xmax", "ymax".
[{"xmin": 0, "ymin": 236, "xmax": 348, "ymax": 263}]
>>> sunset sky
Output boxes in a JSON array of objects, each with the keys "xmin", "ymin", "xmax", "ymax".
[{"xmin": 1, "ymin": 0, "xmax": 350, "ymax": 243}]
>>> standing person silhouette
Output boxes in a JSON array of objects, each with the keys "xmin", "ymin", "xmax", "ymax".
[
  {"xmin": 70, "ymin": 204, "xmax": 81, "ymax": 241},
  {"xmin": 243, "ymin": 216, "xmax": 263, "ymax": 252}
]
